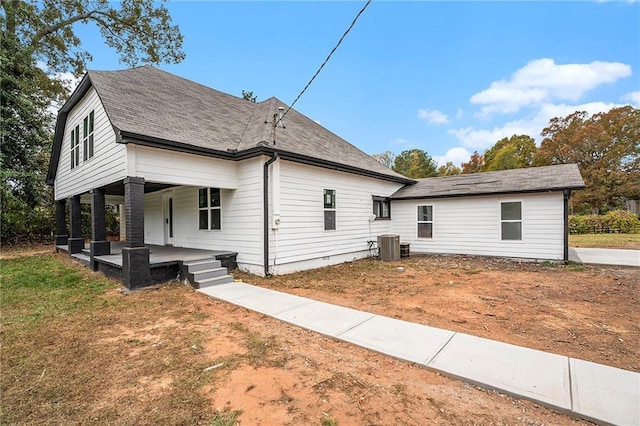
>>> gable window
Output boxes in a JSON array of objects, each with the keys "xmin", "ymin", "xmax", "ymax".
[
  {"xmin": 373, "ymin": 196, "xmax": 391, "ymax": 219},
  {"xmin": 83, "ymin": 110, "xmax": 94, "ymax": 161},
  {"xmin": 324, "ymin": 189, "xmax": 336, "ymax": 230},
  {"xmin": 501, "ymin": 201, "xmax": 522, "ymax": 240},
  {"xmin": 198, "ymin": 188, "xmax": 221, "ymax": 230},
  {"xmin": 417, "ymin": 205, "xmax": 433, "ymax": 238},
  {"xmin": 70, "ymin": 125, "xmax": 80, "ymax": 169}
]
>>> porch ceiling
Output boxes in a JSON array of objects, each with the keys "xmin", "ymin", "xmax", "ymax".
[{"xmin": 103, "ymin": 181, "xmax": 175, "ymax": 196}]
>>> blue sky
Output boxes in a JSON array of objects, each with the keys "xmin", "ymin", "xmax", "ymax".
[{"xmin": 72, "ymin": 1, "xmax": 639, "ymax": 167}]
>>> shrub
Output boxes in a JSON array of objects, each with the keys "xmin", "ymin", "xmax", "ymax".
[
  {"xmin": 570, "ymin": 210, "xmax": 639, "ymax": 234},
  {"xmin": 602, "ymin": 210, "xmax": 640, "ymax": 233},
  {"xmin": 569, "ymin": 214, "xmax": 603, "ymax": 234}
]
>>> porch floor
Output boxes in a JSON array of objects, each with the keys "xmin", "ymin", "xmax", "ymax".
[{"xmin": 57, "ymin": 242, "xmax": 237, "ymax": 268}]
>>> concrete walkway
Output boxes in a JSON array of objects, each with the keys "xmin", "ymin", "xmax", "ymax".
[
  {"xmin": 198, "ymin": 282, "xmax": 639, "ymax": 426},
  {"xmin": 569, "ymin": 247, "xmax": 640, "ymax": 267}
]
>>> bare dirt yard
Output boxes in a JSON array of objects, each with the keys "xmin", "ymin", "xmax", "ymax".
[
  {"xmin": 2, "ymin": 251, "xmax": 637, "ymax": 425},
  {"xmin": 238, "ymin": 255, "xmax": 640, "ymax": 373}
]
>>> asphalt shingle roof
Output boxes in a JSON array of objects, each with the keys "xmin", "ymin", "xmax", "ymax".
[
  {"xmin": 87, "ymin": 66, "xmax": 409, "ymax": 182},
  {"xmin": 391, "ymin": 164, "xmax": 585, "ymax": 199}
]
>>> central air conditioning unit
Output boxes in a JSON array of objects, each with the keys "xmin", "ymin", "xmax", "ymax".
[{"xmin": 377, "ymin": 234, "xmax": 400, "ymax": 261}]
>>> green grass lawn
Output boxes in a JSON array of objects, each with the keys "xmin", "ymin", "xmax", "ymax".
[{"xmin": 569, "ymin": 233, "xmax": 640, "ymax": 249}]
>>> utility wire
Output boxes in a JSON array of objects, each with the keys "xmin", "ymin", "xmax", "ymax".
[{"xmin": 281, "ymin": 0, "xmax": 372, "ymax": 120}]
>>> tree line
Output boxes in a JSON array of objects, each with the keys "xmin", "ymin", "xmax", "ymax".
[
  {"xmin": 374, "ymin": 106, "xmax": 640, "ymax": 214},
  {"xmin": 1, "ymin": 0, "xmax": 184, "ymax": 244}
]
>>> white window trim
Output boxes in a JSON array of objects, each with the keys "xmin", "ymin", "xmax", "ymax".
[
  {"xmin": 198, "ymin": 188, "xmax": 222, "ymax": 231},
  {"xmin": 82, "ymin": 110, "xmax": 95, "ymax": 163},
  {"xmin": 70, "ymin": 124, "xmax": 80, "ymax": 169},
  {"xmin": 499, "ymin": 199, "xmax": 524, "ymax": 243},
  {"xmin": 417, "ymin": 204, "xmax": 434, "ymax": 239}
]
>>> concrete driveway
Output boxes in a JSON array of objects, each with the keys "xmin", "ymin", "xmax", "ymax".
[{"xmin": 569, "ymin": 247, "xmax": 640, "ymax": 267}]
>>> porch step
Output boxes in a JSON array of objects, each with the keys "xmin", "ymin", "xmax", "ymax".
[
  {"xmin": 183, "ymin": 259, "xmax": 222, "ymax": 272},
  {"xmin": 183, "ymin": 258, "xmax": 233, "ymax": 289},
  {"xmin": 189, "ymin": 267, "xmax": 228, "ymax": 282},
  {"xmin": 192, "ymin": 274, "xmax": 234, "ymax": 289}
]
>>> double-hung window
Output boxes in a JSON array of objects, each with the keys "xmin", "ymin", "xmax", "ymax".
[
  {"xmin": 198, "ymin": 188, "xmax": 221, "ymax": 230},
  {"xmin": 83, "ymin": 110, "xmax": 94, "ymax": 161},
  {"xmin": 372, "ymin": 196, "xmax": 390, "ymax": 219},
  {"xmin": 70, "ymin": 125, "xmax": 80, "ymax": 169},
  {"xmin": 324, "ymin": 189, "xmax": 336, "ymax": 230},
  {"xmin": 501, "ymin": 201, "xmax": 522, "ymax": 240},
  {"xmin": 417, "ymin": 205, "xmax": 433, "ymax": 238}
]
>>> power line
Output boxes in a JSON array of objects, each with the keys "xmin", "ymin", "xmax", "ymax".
[{"xmin": 281, "ymin": 0, "xmax": 372, "ymax": 120}]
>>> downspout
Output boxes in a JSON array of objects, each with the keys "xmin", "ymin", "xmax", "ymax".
[
  {"xmin": 263, "ymin": 153, "xmax": 278, "ymax": 276},
  {"xmin": 563, "ymin": 190, "xmax": 571, "ymax": 263}
]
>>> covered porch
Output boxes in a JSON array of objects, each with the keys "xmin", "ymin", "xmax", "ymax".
[
  {"xmin": 54, "ymin": 175, "xmax": 239, "ymax": 289},
  {"xmin": 57, "ymin": 242, "xmax": 237, "ymax": 287}
]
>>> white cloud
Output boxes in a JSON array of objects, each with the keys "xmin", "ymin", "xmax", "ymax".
[
  {"xmin": 417, "ymin": 109, "xmax": 449, "ymax": 125},
  {"xmin": 470, "ymin": 58, "xmax": 631, "ymax": 115},
  {"xmin": 450, "ymin": 101, "xmax": 621, "ymax": 149},
  {"xmin": 622, "ymin": 91, "xmax": 640, "ymax": 107},
  {"xmin": 433, "ymin": 147, "xmax": 472, "ymax": 167}
]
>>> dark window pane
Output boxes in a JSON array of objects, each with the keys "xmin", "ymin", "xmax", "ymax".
[
  {"xmin": 83, "ymin": 116, "xmax": 88, "ymax": 137},
  {"xmin": 502, "ymin": 222, "xmax": 522, "ymax": 240},
  {"xmin": 324, "ymin": 189, "xmax": 335, "ymax": 209},
  {"xmin": 418, "ymin": 206, "xmax": 432, "ymax": 222},
  {"xmin": 89, "ymin": 111, "xmax": 94, "ymax": 133},
  {"xmin": 211, "ymin": 209, "xmax": 221, "ymax": 230},
  {"xmin": 418, "ymin": 223, "xmax": 433, "ymax": 238},
  {"xmin": 169, "ymin": 198, "xmax": 173, "ymax": 237},
  {"xmin": 88, "ymin": 134, "xmax": 94, "ymax": 158},
  {"xmin": 501, "ymin": 202, "xmax": 521, "ymax": 220},
  {"xmin": 75, "ymin": 148, "xmax": 79, "ymax": 166},
  {"xmin": 83, "ymin": 138, "xmax": 88, "ymax": 161},
  {"xmin": 373, "ymin": 200, "xmax": 381, "ymax": 217},
  {"xmin": 324, "ymin": 210, "xmax": 336, "ymax": 230},
  {"xmin": 70, "ymin": 151, "xmax": 74, "ymax": 169},
  {"xmin": 210, "ymin": 188, "xmax": 221, "ymax": 207},
  {"xmin": 198, "ymin": 210, "xmax": 208, "ymax": 230},
  {"xmin": 198, "ymin": 188, "xmax": 208, "ymax": 208}
]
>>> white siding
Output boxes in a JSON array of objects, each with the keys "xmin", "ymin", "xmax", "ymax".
[
  {"xmin": 143, "ymin": 157, "xmax": 263, "ymax": 270},
  {"xmin": 133, "ymin": 145, "xmax": 238, "ymax": 188},
  {"xmin": 144, "ymin": 192, "xmax": 164, "ymax": 245},
  {"xmin": 390, "ymin": 192, "xmax": 565, "ymax": 260},
  {"xmin": 54, "ymin": 87, "xmax": 126, "ymax": 199},
  {"xmin": 271, "ymin": 161, "xmax": 403, "ymax": 274}
]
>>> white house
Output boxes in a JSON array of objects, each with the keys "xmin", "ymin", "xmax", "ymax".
[{"xmin": 47, "ymin": 66, "xmax": 585, "ymax": 288}]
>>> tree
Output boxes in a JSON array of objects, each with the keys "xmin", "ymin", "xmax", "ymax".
[
  {"xmin": 241, "ymin": 90, "xmax": 257, "ymax": 103},
  {"xmin": 534, "ymin": 107, "xmax": 640, "ymax": 213},
  {"xmin": 0, "ymin": 0, "xmax": 185, "ymax": 243},
  {"xmin": 482, "ymin": 134, "xmax": 537, "ymax": 172},
  {"xmin": 437, "ymin": 162, "xmax": 461, "ymax": 176},
  {"xmin": 371, "ymin": 151, "xmax": 395, "ymax": 168},
  {"xmin": 392, "ymin": 149, "xmax": 438, "ymax": 178},
  {"xmin": 461, "ymin": 151, "xmax": 484, "ymax": 174}
]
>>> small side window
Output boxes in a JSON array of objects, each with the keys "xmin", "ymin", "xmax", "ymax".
[
  {"xmin": 324, "ymin": 189, "xmax": 336, "ymax": 230},
  {"xmin": 417, "ymin": 205, "xmax": 433, "ymax": 238},
  {"xmin": 501, "ymin": 201, "xmax": 522, "ymax": 240},
  {"xmin": 373, "ymin": 196, "xmax": 391, "ymax": 219},
  {"xmin": 198, "ymin": 188, "xmax": 222, "ymax": 230}
]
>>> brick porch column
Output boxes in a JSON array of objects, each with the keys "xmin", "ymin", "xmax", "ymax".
[
  {"xmin": 54, "ymin": 199, "xmax": 68, "ymax": 247},
  {"xmin": 122, "ymin": 177, "xmax": 150, "ymax": 288},
  {"xmin": 90, "ymin": 188, "xmax": 111, "ymax": 271},
  {"xmin": 68, "ymin": 195, "xmax": 84, "ymax": 254}
]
